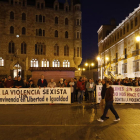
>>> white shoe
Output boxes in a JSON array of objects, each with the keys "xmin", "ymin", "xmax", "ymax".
[
  {"xmin": 97, "ymin": 118, "xmax": 104, "ymax": 122},
  {"xmin": 114, "ymin": 118, "xmax": 120, "ymax": 122}
]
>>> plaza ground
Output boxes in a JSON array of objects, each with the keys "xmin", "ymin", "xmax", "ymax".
[{"xmin": 0, "ymin": 103, "xmax": 140, "ymax": 140}]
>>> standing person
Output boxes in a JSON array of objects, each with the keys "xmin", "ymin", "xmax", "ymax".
[
  {"xmin": 28, "ymin": 80, "xmax": 35, "ymax": 88},
  {"xmin": 86, "ymin": 78, "xmax": 95, "ymax": 103},
  {"xmin": 1, "ymin": 78, "xmax": 5, "ymax": 88},
  {"xmin": 63, "ymin": 79, "xmax": 68, "ymax": 87},
  {"xmin": 47, "ymin": 79, "xmax": 56, "ymax": 88},
  {"xmin": 37, "ymin": 75, "xmax": 48, "ymax": 88},
  {"xmin": 15, "ymin": 77, "xmax": 24, "ymax": 88},
  {"xmin": 77, "ymin": 77, "xmax": 85, "ymax": 104},
  {"xmin": 69, "ymin": 78, "xmax": 75, "ymax": 103},
  {"xmin": 97, "ymin": 81, "xmax": 120, "ymax": 122},
  {"xmin": 74, "ymin": 78, "xmax": 78, "ymax": 102},
  {"xmin": 58, "ymin": 78, "xmax": 66, "ymax": 87},
  {"xmin": 4, "ymin": 75, "xmax": 14, "ymax": 88},
  {"xmin": 100, "ymin": 79, "xmax": 108, "ymax": 116}
]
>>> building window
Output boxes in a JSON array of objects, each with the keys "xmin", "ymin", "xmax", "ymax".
[
  {"xmin": 127, "ymin": 24, "xmax": 129, "ymax": 32},
  {"xmin": 133, "ymin": 60, "xmax": 139, "ymax": 72},
  {"xmin": 64, "ymin": 45, "xmax": 69, "ymax": 56},
  {"xmin": 74, "ymin": 47, "xmax": 76, "ymax": 57},
  {"xmin": 117, "ymin": 32, "xmax": 119, "ymax": 39},
  {"xmin": 77, "ymin": 32, "xmax": 80, "ymax": 39},
  {"xmin": 55, "ymin": 30, "xmax": 58, "ymax": 37},
  {"xmin": 135, "ymin": 17, "xmax": 138, "ymax": 26},
  {"xmin": 31, "ymin": 59, "xmax": 38, "ymax": 67},
  {"xmin": 22, "ymin": 27, "xmax": 26, "ymax": 35},
  {"xmin": 9, "ymin": 41, "xmax": 15, "ymax": 54},
  {"xmin": 55, "ymin": 5, "xmax": 58, "ymax": 11},
  {"xmin": 11, "ymin": 0, "xmax": 13, "ymax": 5},
  {"xmin": 36, "ymin": 29, "xmax": 45, "ymax": 36},
  {"xmin": 39, "ymin": 15, "xmax": 42, "ymax": 22},
  {"xmin": 39, "ymin": 29, "xmax": 42, "ymax": 36},
  {"xmin": 21, "ymin": 42, "xmax": 26, "ymax": 54},
  {"xmin": 120, "ymin": 29, "xmax": 122, "ymax": 37},
  {"xmin": 123, "ymin": 27, "xmax": 125, "ymax": 35},
  {"xmin": 37, "ymin": 3, "xmax": 40, "ymax": 8},
  {"xmin": 42, "ymin": 59, "xmax": 49, "ymax": 67},
  {"xmin": 41, "ymin": 3, "xmax": 44, "ymax": 9},
  {"xmin": 35, "ymin": 43, "xmax": 46, "ymax": 55},
  {"xmin": 54, "ymin": 45, "xmax": 59, "ymax": 56},
  {"xmin": 122, "ymin": 63, "xmax": 127, "ymax": 73},
  {"xmin": 80, "ymin": 47, "xmax": 82, "ymax": 57},
  {"xmin": 65, "ymin": 6, "xmax": 68, "ymax": 12},
  {"xmin": 55, "ymin": 17, "xmax": 58, "ymax": 24},
  {"xmin": 77, "ymin": 47, "xmax": 80, "ymax": 57},
  {"xmin": 0, "ymin": 57, "xmax": 4, "ymax": 66},
  {"xmin": 114, "ymin": 65, "xmax": 118, "ymax": 75},
  {"xmin": 124, "ymin": 48, "xmax": 127, "ymax": 59},
  {"xmin": 76, "ymin": 19, "xmax": 79, "ymax": 25},
  {"xmin": 10, "ymin": 26, "xmax": 14, "ymax": 34},
  {"xmin": 65, "ymin": 31, "xmax": 68, "ymax": 38},
  {"xmin": 10, "ymin": 11, "xmax": 14, "ymax": 19},
  {"xmin": 43, "ymin": 30, "xmax": 45, "ymax": 36},
  {"xmin": 22, "ymin": 13, "xmax": 26, "ymax": 20},
  {"xmin": 43, "ymin": 16, "xmax": 45, "ymax": 22},
  {"xmin": 23, "ymin": 0, "xmax": 25, "ymax": 6},
  {"xmin": 63, "ymin": 60, "xmax": 70, "ymax": 67},
  {"xmin": 131, "ymin": 20, "xmax": 133, "ymax": 29},
  {"xmin": 65, "ymin": 18, "xmax": 68, "ymax": 25},
  {"xmin": 53, "ymin": 60, "xmax": 60, "ymax": 67},
  {"xmin": 36, "ymin": 15, "xmax": 38, "ymax": 22}
]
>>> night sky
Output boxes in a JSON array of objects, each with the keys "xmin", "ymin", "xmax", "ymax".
[{"xmin": 60, "ymin": 0, "xmax": 140, "ymax": 64}]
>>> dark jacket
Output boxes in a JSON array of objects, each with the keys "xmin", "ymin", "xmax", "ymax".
[
  {"xmin": 101, "ymin": 84, "xmax": 107, "ymax": 99},
  {"xmin": 105, "ymin": 86, "xmax": 114, "ymax": 102},
  {"xmin": 37, "ymin": 79, "xmax": 48, "ymax": 87},
  {"xmin": 14, "ymin": 80, "xmax": 24, "ymax": 88}
]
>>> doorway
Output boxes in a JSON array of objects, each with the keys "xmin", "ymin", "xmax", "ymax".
[{"xmin": 13, "ymin": 64, "xmax": 22, "ymax": 78}]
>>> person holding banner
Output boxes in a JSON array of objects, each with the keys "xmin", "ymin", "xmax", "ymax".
[
  {"xmin": 4, "ymin": 76, "xmax": 14, "ymax": 88},
  {"xmin": 37, "ymin": 75, "xmax": 48, "ymax": 88},
  {"xmin": 97, "ymin": 81, "xmax": 120, "ymax": 122},
  {"xmin": 48, "ymin": 79, "xmax": 56, "ymax": 88}
]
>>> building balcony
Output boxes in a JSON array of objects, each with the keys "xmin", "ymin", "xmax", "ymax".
[
  {"xmin": 113, "ymin": 58, "xmax": 118, "ymax": 63},
  {"xmin": 132, "ymin": 49, "xmax": 140, "ymax": 57}
]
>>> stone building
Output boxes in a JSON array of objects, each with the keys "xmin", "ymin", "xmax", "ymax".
[
  {"xmin": 0, "ymin": 0, "xmax": 82, "ymax": 80},
  {"xmin": 98, "ymin": 4, "xmax": 140, "ymax": 79}
]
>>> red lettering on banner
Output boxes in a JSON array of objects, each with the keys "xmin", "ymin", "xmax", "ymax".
[
  {"xmin": 135, "ymin": 88, "xmax": 140, "ymax": 92},
  {"xmin": 114, "ymin": 92, "xmax": 118, "ymax": 96},
  {"xmin": 126, "ymin": 87, "xmax": 132, "ymax": 91},
  {"xmin": 127, "ymin": 93, "xmax": 136, "ymax": 97},
  {"xmin": 119, "ymin": 92, "xmax": 126, "ymax": 96},
  {"xmin": 114, "ymin": 87, "xmax": 124, "ymax": 91},
  {"xmin": 98, "ymin": 92, "xmax": 101, "ymax": 96},
  {"xmin": 137, "ymin": 93, "xmax": 140, "ymax": 97}
]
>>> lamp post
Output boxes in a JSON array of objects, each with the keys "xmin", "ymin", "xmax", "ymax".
[
  {"xmin": 84, "ymin": 62, "xmax": 94, "ymax": 76},
  {"xmin": 78, "ymin": 67, "xmax": 85, "ymax": 75}
]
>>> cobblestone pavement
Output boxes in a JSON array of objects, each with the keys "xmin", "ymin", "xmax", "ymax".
[{"xmin": 0, "ymin": 103, "xmax": 140, "ymax": 140}]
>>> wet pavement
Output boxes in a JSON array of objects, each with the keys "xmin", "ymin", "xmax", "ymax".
[{"xmin": 0, "ymin": 103, "xmax": 140, "ymax": 140}]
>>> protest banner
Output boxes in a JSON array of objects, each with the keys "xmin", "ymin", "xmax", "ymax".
[
  {"xmin": 0, "ymin": 88, "xmax": 71, "ymax": 104},
  {"xmin": 96, "ymin": 85, "xmax": 140, "ymax": 103}
]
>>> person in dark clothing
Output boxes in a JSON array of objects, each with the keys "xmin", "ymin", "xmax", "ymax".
[
  {"xmin": 74, "ymin": 78, "xmax": 78, "ymax": 101},
  {"xmin": 28, "ymin": 80, "xmax": 35, "ymax": 88},
  {"xmin": 37, "ymin": 75, "xmax": 48, "ymax": 88},
  {"xmin": 58, "ymin": 78, "xmax": 66, "ymax": 87},
  {"xmin": 15, "ymin": 77, "xmax": 24, "ymax": 88},
  {"xmin": 100, "ymin": 79, "xmax": 107, "ymax": 114},
  {"xmin": 4, "ymin": 76, "xmax": 14, "ymax": 88},
  {"xmin": 97, "ymin": 81, "xmax": 120, "ymax": 122},
  {"xmin": 0, "ymin": 78, "xmax": 5, "ymax": 88}
]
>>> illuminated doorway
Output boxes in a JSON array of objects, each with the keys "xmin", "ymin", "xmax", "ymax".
[{"xmin": 13, "ymin": 64, "xmax": 22, "ymax": 78}]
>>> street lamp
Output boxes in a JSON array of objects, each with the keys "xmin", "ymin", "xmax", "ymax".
[
  {"xmin": 136, "ymin": 35, "xmax": 140, "ymax": 42},
  {"xmin": 84, "ymin": 62, "xmax": 94, "ymax": 71},
  {"xmin": 97, "ymin": 56, "xmax": 101, "ymax": 61}
]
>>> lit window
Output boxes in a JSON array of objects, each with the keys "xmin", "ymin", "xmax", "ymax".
[
  {"xmin": 42, "ymin": 59, "xmax": 49, "ymax": 67},
  {"xmin": 53, "ymin": 60, "xmax": 60, "ymax": 67},
  {"xmin": 31, "ymin": 59, "xmax": 38, "ymax": 67},
  {"xmin": 63, "ymin": 60, "xmax": 70, "ymax": 67},
  {"xmin": 0, "ymin": 57, "xmax": 4, "ymax": 66}
]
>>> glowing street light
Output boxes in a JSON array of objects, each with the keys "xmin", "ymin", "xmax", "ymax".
[
  {"xmin": 136, "ymin": 35, "xmax": 140, "ymax": 42},
  {"xmin": 97, "ymin": 56, "xmax": 101, "ymax": 61},
  {"xmin": 83, "ymin": 68, "xmax": 85, "ymax": 71},
  {"xmin": 105, "ymin": 57, "xmax": 109, "ymax": 61},
  {"xmin": 85, "ymin": 63, "xmax": 88, "ymax": 66},
  {"xmin": 91, "ymin": 63, "xmax": 94, "ymax": 66},
  {"xmin": 78, "ymin": 68, "xmax": 81, "ymax": 71}
]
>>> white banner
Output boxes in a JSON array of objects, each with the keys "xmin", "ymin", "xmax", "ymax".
[
  {"xmin": 96, "ymin": 85, "xmax": 140, "ymax": 103},
  {"xmin": 0, "ymin": 88, "xmax": 71, "ymax": 104}
]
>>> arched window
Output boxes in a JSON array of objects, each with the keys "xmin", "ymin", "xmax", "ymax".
[
  {"xmin": 55, "ymin": 30, "xmax": 58, "ymax": 37},
  {"xmin": 21, "ymin": 42, "xmax": 26, "ymax": 54},
  {"xmin": 63, "ymin": 60, "xmax": 70, "ymax": 67},
  {"xmin": 39, "ymin": 29, "xmax": 42, "ymax": 36},
  {"xmin": 10, "ymin": 26, "xmax": 14, "ymax": 34},
  {"xmin": 55, "ymin": 5, "xmax": 58, "ymax": 10},
  {"xmin": 65, "ymin": 31, "xmax": 68, "ymax": 38},
  {"xmin": 77, "ymin": 47, "xmax": 80, "ymax": 57},
  {"xmin": 35, "ymin": 43, "xmax": 46, "ymax": 55},
  {"xmin": 42, "ymin": 59, "xmax": 49, "ymax": 67},
  {"xmin": 39, "ymin": 15, "xmax": 42, "ymax": 22},
  {"xmin": 23, "ymin": 0, "xmax": 25, "ymax": 6},
  {"xmin": 9, "ymin": 41, "xmax": 15, "ymax": 54},
  {"xmin": 0, "ymin": 57, "xmax": 4, "ymax": 66},
  {"xmin": 53, "ymin": 60, "xmax": 60, "ymax": 67},
  {"xmin": 65, "ymin": 18, "xmax": 68, "ymax": 25},
  {"xmin": 55, "ymin": 17, "xmax": 58, "ymax": 24},
  {"xmin": 10, "ymin": 11, "xmax": 14, "ymax": 19},
  {"xmin": 31, "ymin": 59, "xmax": 38, "ymax": 67},
  {"xmin": 66, "ymin": 6, "xmax": 68, "ymax": 12},
  {"xmin": 22, "ymin": 13, "xmax": 26, "ymax": 20},
  {"xmin": 37, "ymin": 3, "xmax": 40, "ymax": 8},
  {"xmin": 22, "ymin": 27, "xmax": 26, "ymax": 35},
  {"xmin": 54, "ymin": 44, "xmax": 59, "ymax": 56},
  {"xmin": 77, "ymin": 32, "xmax": 79, "ymax": 39},
  {"xmin": 64, "ymin": 45, "xmax": 69, "ymax": 56}
]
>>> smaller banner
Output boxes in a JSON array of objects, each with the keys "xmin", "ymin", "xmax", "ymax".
[
  {"xmin": 0, "ymin": 88, "xmax": 71, "ymax": 104},
  {"xmin": 96, "ymin": 85, "xmax": 140, "ymax": 103}
]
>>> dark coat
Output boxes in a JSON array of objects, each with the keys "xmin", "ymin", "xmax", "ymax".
[{"xmin": 37, "ymin": 79, "xmax": 48, "ymax": 87}]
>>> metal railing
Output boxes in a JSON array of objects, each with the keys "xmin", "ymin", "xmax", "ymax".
[{"xmin": 132, "ymin": 49, "xmax": 140, "ymax": 56}]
